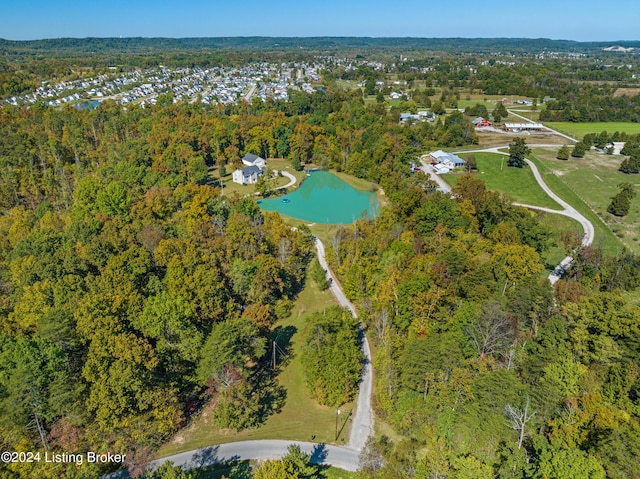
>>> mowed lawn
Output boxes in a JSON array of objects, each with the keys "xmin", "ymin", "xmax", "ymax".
[
  {"xmin": 545, "ymin": 122, "xmax": 640, "ymax": 139},
  {"xmin": 157, "ymin": 274, "xmax": 353, "ymax": 458},
  {"xmin": 530, "ymin": 148, "xmax": 638, "ymax": 255},
  {"xmin": 444, "ymin": 152, "xmax": 563, "ymax": 210},
  {"xmin": 536, "ymin": 213, "xmax": 583, "ymax": 273}
]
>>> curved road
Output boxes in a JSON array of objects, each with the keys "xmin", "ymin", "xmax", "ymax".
[
  {"xmin": 151, "ymin": 440, "xmax": 360, "ymax": 473},
  {"xmin": 441, "ymin": 146, "xmax": 594, "ymax": 284},
  {"xmin": 103, "ymin": 441, "xmax": 360, "ymax": 478},
  {"xmin": 274, "ymin": 170, "xmax": 297, "ymax": 190},
  {"xmin": 519, "ymin": 158, "xmax": 594, "ymax": 283}
]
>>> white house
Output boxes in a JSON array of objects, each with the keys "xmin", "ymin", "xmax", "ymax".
[
  {"xmin": 232, "ymin": 165, "xmax": 264, "ymax": 185},
  {"xmin": 242, "ymin": 153, "xmax": 266, "ymax": 168},
  {"xmin": 428, "ymin": 150, "xmax": 465, "ymax": 169}
]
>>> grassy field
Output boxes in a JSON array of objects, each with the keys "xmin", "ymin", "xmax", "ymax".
[
  {"xmin": 445, "ymin": 152, "xmax": 563, "ymax": 210},
  {"xmin": 529, "ymin": 147, "xmax": 638, "ymax": 255},
  {"xmin": 545, "ymin": 122, "xmax": 640, "ymax": 139},
  {"xmin": 157, "ymin": 276, "xmax": 353, "ymax": 458},
  {"xmin": 456, "ymin": 99, "xmax": 500, "ymax": 110},
  {"xmin": 536, "ymin": 213, "xmax": 583, "ymax": 272}
]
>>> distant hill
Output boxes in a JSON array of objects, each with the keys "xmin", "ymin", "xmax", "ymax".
[{"xmin": 2, "ymin": 37, "xmax": 640, "ymax": 56}]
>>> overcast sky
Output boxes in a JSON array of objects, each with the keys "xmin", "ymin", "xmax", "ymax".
[{"xmin": 2, "ymin": 0, "xmax": 639, "ymax": 41}]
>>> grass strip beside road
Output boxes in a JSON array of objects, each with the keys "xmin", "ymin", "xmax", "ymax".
[
  {"xmin": 536, "ymin": 213, "xmax": 583, "ymax": 273},
  {"xmin": 527, "ymin": 153, "xmax": 625, "ymax": 256},
  {"xmin": 545, "ymin": 122, "xmax": 640, "ymax": 139},
  {"xmin": 448, "ymin": 152, "xmax": 563, "ymax": 210}
]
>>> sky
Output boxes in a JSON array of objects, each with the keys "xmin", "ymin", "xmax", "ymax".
[{"xmin": 1, "ymin": 0, "xmax": 639, "ymax": 42}]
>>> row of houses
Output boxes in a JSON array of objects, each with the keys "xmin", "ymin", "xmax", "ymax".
[
  {"xmin": 399, "ymin": 111, "xmax": 435, "ymax": 124},
  {"xmin": 4, "ymin": 61, "xmax": 323, "ymax": 109}
]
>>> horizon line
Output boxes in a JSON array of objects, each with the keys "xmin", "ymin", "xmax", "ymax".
[{"xmin": 1, "ymin": 36, "xmax": 639, "ymax": 43}]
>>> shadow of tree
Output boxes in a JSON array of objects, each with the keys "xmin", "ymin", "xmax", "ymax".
[
  {"xmin": 310, "ymin": 443, "xmax": 328, "ymax": 466},
  {"xmin": 270, "ymin": 324, "xmax": 297, "ymax": 367},
  {"xmin": 187, "ymin": 446, "xmax": 224, "ymax": 469},
  {"xmin": 252, "ymin": 371, "xmax": 287, "ymax": 423}
]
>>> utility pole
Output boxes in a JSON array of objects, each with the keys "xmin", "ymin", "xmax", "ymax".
[
  {"xmin": 335, "ymin": 407, "xmax": 341, "ymax": 440},
  {"xmin": 272, "ymin": 339, "xmax": 276, "ymax": 370}
]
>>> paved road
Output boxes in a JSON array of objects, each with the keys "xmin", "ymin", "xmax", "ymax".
[
  {"xmin": 520, "ymin": 158, "xmax": 594, "ymax": 283},
  {"xmin": 315, "ymin": 237, "xmax": 374, "ymax": 451},
  {"xmin": 418, "ymin": 158, "xmax": 453, "ymax": 193},
  {"xmin": 151, "ymin": 441, "xmax": 360, "ymax": 472},
  {"xmin": 274, "ymin": 170, "xmax": 297, "ymax": 190},
  {"xmin": 243, "ymin": 83, "xmax": 257, "ymax": 103},
  {"xmin": 104, "ymin": 441, "xmax": 361, "ymax": 478}
]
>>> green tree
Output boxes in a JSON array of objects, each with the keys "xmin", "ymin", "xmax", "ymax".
[
  {"xmin": 300, "ymin": 307, "xmax": 363, "ymax": 406},
  {"xmin": 557, "ymin": 145, "xmax": 570, "ymax": 160},
  {"xmin": 432, "ymin": 101, "xmax": 446, "ymax": 115},
  {"xmin": 507, "ymin": 138, "xmax": 530, "ymax": 168},
  {"xmin": 95, "ymin": 181, "xmax": 131, "ymax": 218},
  {"xmin": 608, "ymin": 191, "xmax": 631, "ymax": 217},
  {"xmin": 197, "ymin": 318, "xmax": 267, "ymax": 386},
  {"xmin": 141, "ymin": 461, "xmax": 196, "ymax": 479},
  {"xmin": 533, "ymin": 444, "xmax": 606, "ymax": 479},
  {"xmin": 494, "ymin": 102, "xmax": 508, "ymax": 122},
  {"xmin": 571, "ymin": 142, "xmax": 587, "ymax": 158},
  {"xmin": 310, "ymin": 257, "xmax": 329, "ymax": 291},
  {"xmin": 619, "ymin": 154, "xmax": 640, "ymax": 174},
  {"xmin": 465, "ymin": 154, "xmax": 477, "ymax": 172}
]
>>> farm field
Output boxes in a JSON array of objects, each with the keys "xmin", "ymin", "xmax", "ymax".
[
  {"xmin": 157, "ymin": 276, "xmax": 352, "ymax": 458},
  {"xmin": 475, "ymin": 131, "xmax": 565, "ymax": 147},
  {"xmin": 456, "ymin": 99, "xmax": 501, "ymax": 110},
  {"xmin": 530, "ymin": 147, "xmax": 638, "ymax": 255},
  {"xmin": 445, "ymin": 152, "xmax": 563, "ymax": 209},
  {"xmin": 544, "ymin": 122, "xmax": 640, "ymax": 139}
]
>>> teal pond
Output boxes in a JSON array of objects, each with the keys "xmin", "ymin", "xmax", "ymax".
[{"xmin": 258, "ymin": 171, "xmax": 379, "ymax": 224}]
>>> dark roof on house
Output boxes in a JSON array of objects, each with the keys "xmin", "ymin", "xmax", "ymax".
[
  {"xmin": 240, "ymin": 165, "xmax": 263, "ymax": 177},
  {"xmin": 242, "ymin": 153, "xmax": 263, "ymax": 163}
]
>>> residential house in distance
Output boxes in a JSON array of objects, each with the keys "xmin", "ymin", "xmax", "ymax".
[
  {"xmin": 233, "ymin": 154, "xmax": 267, "ymax": 185},
  {"xmin": 429, "ymin": 150, "xmax": 466, "ymax": 170},
  {"xmin": 472, "ymin": 117, "xmax": 492, "ymax": 127},
  {"xmin": 399, "ymin": 111, "xmax": 435, "ymax": 124}
]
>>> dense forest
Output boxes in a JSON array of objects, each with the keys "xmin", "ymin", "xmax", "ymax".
[
  {"xmin": 3, "ymin": 37, "xmax": 640, "ymax": 57},
  {"xmin": 0, "ymin": 82, "xmax": 478, "ymax": 478},
  {"xmin": 1, "ymin": 43, "xmax": 640, "ymax": 478},
  {"xmin": 326, "ymin": 174, "xmax": 640, "ymax": 478}
]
